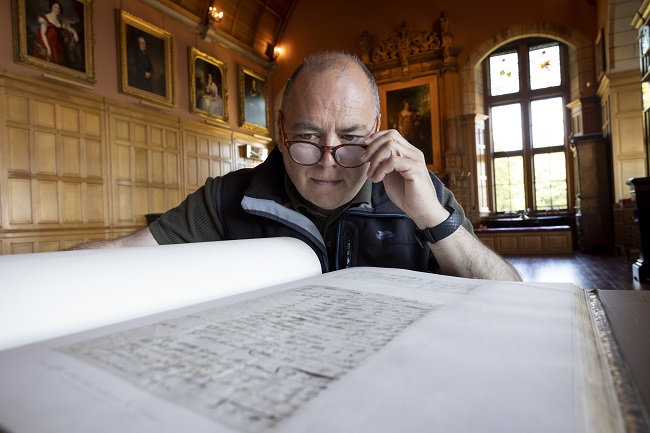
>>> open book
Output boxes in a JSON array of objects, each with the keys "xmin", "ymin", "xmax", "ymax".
[{"xmin": 0, "ymin": 238, "xmax": 636, "ymax": 433}]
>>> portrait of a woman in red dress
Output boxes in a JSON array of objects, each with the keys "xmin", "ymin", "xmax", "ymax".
[{"xmin": 31, "ymin": 0, "xmax": 82, "ymax": 70}]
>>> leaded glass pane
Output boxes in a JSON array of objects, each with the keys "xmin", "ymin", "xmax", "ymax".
[
  {"xmin": 489, "ymin": 51, "xmax": 520, "ymax": 96},
  {"xmin": 534, "ymin": 152, "xmax": 567, "ymax": 210},
  {"xmin": 529, "ymin": 43, "xmax": 561, "ymax": 90},
  {"xmin": 491, "ymin": 104, "xmax": 522, "ymax": 152},
  {"xmin": 531, "ymin": 97, "xmax": 565, "ymax": 148},
  {"xmin": 494, "ymin": 156, "xmax": 525, "ymax": 212}
]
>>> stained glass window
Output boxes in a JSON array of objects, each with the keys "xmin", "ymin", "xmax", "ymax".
[
  {"xmin": 489, "ymin": 51, "xmax": 519, "ymax": 96},
  {"xmin": 485, "ymin": 39, "xmax": 569, "ymax": 214},
  {"xmin": 529, "ymin": 42, "xmax": 561, "ymax": 90}
]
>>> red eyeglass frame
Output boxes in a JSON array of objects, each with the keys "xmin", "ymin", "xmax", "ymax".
[{"xmin": 278, "ymin": 111, "xmax": 379, "ymax": 167}]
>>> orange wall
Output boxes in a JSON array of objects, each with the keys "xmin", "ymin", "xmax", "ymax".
[
  {"xmin": 272, "ymin": 0, "xmax": 598, "ymax": 96},
  {"xmin": 0, "ymin": 1, "xmax": 598, "ymax": 127}
]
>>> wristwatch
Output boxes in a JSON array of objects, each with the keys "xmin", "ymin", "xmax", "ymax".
[{"xmin": 415, "ymin": 205, "xmax": 462, "ymax": 245}]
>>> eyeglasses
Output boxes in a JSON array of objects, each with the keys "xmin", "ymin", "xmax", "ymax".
[{"xmin": 279, "ymin": 112, "xmax": 378, "ymax": 168}]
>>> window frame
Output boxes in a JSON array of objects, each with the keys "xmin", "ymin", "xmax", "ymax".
[{"xmin": 484, "ymin": 38, "xmax": 573, "ymax": 215}]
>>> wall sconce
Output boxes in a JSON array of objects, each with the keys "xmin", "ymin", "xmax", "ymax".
[
  {"xmin": 265, "ymin": 43, "xmax": 283, "ymax": 62},
  {"xmin": 201, "ymin": 5, "xmax": 224, "ymax": 39},
  {"xmin": 208, "ymin": 6, "xmax": 223, "ymax": 25}
]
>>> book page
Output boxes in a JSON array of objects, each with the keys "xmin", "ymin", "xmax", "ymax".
[
  {"xmin": 0, "ymin": 266, "xmax": 624, "ymax": 433},
  {"xmin": 0, "ymin": 237, "xmax": 322, "ymax": 351}
]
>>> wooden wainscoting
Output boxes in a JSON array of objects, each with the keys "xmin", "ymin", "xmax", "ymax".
[
  {"xmin": 1, "ymin": 73, "xmax": 109, "ymax": 244},
  {"xmin": 184, "ymin": 122, "xmax": 235, "ymax": 198},
  {"xmin": 108, "ymin": 104, "xmax": 184, "ymax": 227},
  {"xmin": 476, "ymin": 226, "xmax": 573, "ymax": 255},
  {"xmin": 0, "ymin": 72, "xmax": 269, "ymax": 255}
]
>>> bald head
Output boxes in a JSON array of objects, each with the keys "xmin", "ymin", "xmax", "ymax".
[{"xmin": 281, "ymin": 51, "xmax": 380, "ymax": 116}]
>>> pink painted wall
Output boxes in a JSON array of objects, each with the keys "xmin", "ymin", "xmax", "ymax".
[{"xmin": 0, "ymin": 0, "xmax": 268, "ymax": 129}]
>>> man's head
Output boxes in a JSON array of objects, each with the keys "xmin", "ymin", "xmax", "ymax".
[
  {"xmin": 278, "ymin": 51, "xmax": 380, "ymax": 214},
  {"xmin": 137, "ymin": 36, "xmax": 146, "ymax": 51}
]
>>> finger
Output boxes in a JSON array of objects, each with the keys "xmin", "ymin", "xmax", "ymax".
[
  {"xmin": 364, "ymin": 132, "xmax": 425, "ymax": 180},
  {"xmin": 366, "ymin": 150, "xmax": 393, "ymax": 182},
  {"xmin": 367, "ymin": 146, "xmax": 422, "ymax": 183},
  {"xmin": 362, "ymin": 130, "xmax": 404, "ymax": 157},
  {"xmin": 364, "ymin": 137, "xmax": 403, "ymax": 180},
  {"xmin": 365, "ymin": 130, "xmax": 423, "ymax": 161}
]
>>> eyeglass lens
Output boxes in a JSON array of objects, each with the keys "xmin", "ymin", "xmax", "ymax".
[{"xmin": 289, "ymin": 142, "xmax": 366, "ymax": 167}]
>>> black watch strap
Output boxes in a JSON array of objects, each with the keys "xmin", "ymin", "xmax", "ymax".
[{"xmin": 415, "ymin": 205, "xmax": 462, "ymax": 245}]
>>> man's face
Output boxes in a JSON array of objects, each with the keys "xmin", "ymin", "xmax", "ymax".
[
  {"xmin": 138, "ymin": 38, "xmax": 146, "ymax": 51},
  {"xmin": 279, "ymin": 68, "xmax": 377, "ymax": 213}
]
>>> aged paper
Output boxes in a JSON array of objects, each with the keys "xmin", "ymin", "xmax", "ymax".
[
  {"xmin": 60, "ymin": 286, "xmax": 436, "ymax": 433},
  {"xmin": 0, "ymin": 262, "xmax": 624, "ymax": 433}
]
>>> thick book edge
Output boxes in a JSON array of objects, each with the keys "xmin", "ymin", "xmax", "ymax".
[{"xmin": 575, "ymin": 288, "xmax": 649, "ymax": 433}]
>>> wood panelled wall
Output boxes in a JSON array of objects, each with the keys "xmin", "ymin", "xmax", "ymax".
[{"xmin": 0, "ymin": 72, "xmax": 268, "ymax": 255}]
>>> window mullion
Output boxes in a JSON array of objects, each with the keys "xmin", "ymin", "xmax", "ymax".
[{"xmin": 520, "ymin": 44, "xmax": 536, "ymax": 212}]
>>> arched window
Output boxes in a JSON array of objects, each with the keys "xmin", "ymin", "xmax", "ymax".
[{"xmin": 484, "ymin": 38, "xmax": 571, "ymax": 214}]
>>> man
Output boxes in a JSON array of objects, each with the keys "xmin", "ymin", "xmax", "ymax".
[
  {"xmin": 132, "ymin": 36, "xmax": 153, "ymax": 92},
  {"xmin": 246, "ymin": 78, "xmax": 266, "ymax": 128},
  {"xmin": 74, "ymin": 51, "xmax": 521, "ymax": 281}
]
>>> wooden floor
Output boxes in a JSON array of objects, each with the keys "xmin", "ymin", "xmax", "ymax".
[{"xmin": 506, "ymin": 251, "xmax": 650, "ymax": 291}]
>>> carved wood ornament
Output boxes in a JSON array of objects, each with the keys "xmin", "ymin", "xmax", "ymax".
[
  {"xmin": 359, "ymin": 11, "xmax": 462, "ymax": 80},
  {"xmin": 371, "ymin": 20, "xmax": 441, "ymax": 65}
]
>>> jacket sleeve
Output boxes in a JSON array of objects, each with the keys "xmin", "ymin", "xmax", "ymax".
[
  {"xmin": 148, "ymin": 177, "xmax": 226, "ymax": 244},
  {"xmin": 429, "ymin": 171, "xmax": 476, "ymax": 236},
  {"xmin": 442, "ymin": 186, "xmax": 476, "ymax": 236}
]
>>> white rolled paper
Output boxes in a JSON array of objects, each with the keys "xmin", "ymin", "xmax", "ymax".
[{"xmin": 0, "ymin": 237, "xmax": 321, "ymax": 351}]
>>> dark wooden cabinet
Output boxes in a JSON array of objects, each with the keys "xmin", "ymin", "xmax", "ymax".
[
  {"xmin": 627, "ymin": 177, "xmax": 650, "ymax": 282},
  {"xmin": 635, "ymin": 7, "xmax": 650, "ymax": 176},
  {"xmin": 570, "ymin": 133, "xmax": 614, "ymax": 253},
  {"xmin": 613, "ymin": 200, "xmax": 640, "ymax": 261}
]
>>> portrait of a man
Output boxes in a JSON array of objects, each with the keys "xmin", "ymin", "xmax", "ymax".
[
  {"xmin": 116, "ymin": 11, "xmax": 174, "ymax": 107},
  {"xmin": 132, "ymin": 35, "xmax": 153, "ymax": 92},
  {"xmin": 243, "ymin": 73, "xmax": 266, "ymax": 129},
  {"xmin": 126, "ymin": 25, "xmax": 166, "ymax": 97}
]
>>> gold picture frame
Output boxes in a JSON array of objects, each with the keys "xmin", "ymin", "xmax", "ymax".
[
  {"xmin": 238, "ymin": 65, "xmax": 269, "ymax": 136},
  {"xmin": 116, "ymin": 10, "xmax": 175, "ymax": 108},
  {"xmin": 595, "ymin": 28, "xmax": 606, "ymax": 83},
  {"xmin": 379, "ymin": 75, "xmax": 441, "ymax": 172},
  {"xmin": 11, "ymin": 0, "xmax": 96, "ymax": 86},
  {"xmin": 189, "ymin": 47, "xmax": 228, "ymax": 125}
]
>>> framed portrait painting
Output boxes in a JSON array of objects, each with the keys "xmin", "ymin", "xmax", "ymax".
[
  {"xmin": 116, "ymin": 10, "xmax": 175, "ymax": 108},
  {"xmin": 189, "ymin": 47, "xmax": 228, "ymax": 124},
  {"xmin": 11, "ymin": 0, "xmax": 96, "ymax": 86},
  {"xmin": 238, "ymin": 65, "xmax": 269, "ymax": 135},
  {"xmin": 379, "ymin": 75, "xmax": 441, "ymax": 172}
]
